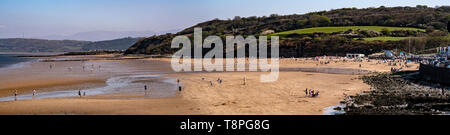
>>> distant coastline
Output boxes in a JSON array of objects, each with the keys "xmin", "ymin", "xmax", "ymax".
[{"xmin": 0, "ymin": 52, "xmax": 64, "ymax": 55}]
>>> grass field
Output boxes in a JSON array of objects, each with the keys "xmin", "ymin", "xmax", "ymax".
[
  {"xmin": 356, "ymin": 36, "xmax": 409, "ymax": 41},
  {"xmin": 272, "ymin": 26, "xmax": 425, "ymax": 36}
]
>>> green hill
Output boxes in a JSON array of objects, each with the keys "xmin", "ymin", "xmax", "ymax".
[
  {"xmin": 125, "ymin": 6, "xmax": 450, "ymax": 56},
  {"xmin": 272, "ymin": 26, "xmax": 425, "ymax": 36}
]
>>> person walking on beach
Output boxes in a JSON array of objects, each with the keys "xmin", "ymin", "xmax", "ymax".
[
  {"xmin": 78, "ymin": 89, "xmax": 82, "ymax": 98},
  {"xmin": 243, "ymin": 76, "xmax": 247, "ymax": 85},
  {"xmin": 144, "ymin": 85, "xmax": 148, "ymax": 95},
  {"xmin": 14, "ymin": 90, "xmax": 18, "ymax": 101},
  {"xmin": 32, "ymin": 89, "xmax": 36, "ymax": 99},
  {"xmin": 217, "ymin": 77, "xmax": 222, "ymax": 84}
]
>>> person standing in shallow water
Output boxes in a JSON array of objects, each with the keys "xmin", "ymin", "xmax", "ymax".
[{"xmin": 78, "ymin": 89, "xmax": 82, "ymax": 98}]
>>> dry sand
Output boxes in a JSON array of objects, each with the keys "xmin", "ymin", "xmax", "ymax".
[{"xmin": 0, "ymin": 56, "xmax": 419, "ymax": 115}]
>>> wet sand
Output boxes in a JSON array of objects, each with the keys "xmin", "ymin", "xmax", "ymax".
[
  {"xmin": 0, "ymin": 55, "xmax": 419, "ymax": 115},
  {"xmin": 0, "ymin": 97, "xmax": 199, "ymax": 115}
]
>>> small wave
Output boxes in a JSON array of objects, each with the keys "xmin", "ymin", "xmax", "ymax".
[
  {"xmin": 0, "ymin": 59, "xmax": 37, "ymax": 70},
  {"xmin": 323, "ymin": 104, "xmax": 346, "ymax": 115}
]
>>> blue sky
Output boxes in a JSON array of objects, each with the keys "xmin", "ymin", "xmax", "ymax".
[{"xmin": 0, "ymin": 0, "xmax": 448, "ymax": 39}]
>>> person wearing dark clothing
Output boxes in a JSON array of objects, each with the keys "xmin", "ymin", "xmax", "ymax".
[{"xmin": 14, "ymin": 90, "xmax": 18, "ymax": 101}]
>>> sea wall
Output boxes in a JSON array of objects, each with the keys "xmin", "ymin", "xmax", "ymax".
[{"xmin": 419, "ymin": 63, "xmax": 450, "ymax": 85}]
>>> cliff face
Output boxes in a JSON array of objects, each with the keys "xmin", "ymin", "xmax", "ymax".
[{"xmin": 124, "ymin": 6, "xmax": 450, "ymax": 56}]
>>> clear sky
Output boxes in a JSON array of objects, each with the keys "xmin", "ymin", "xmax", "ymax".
[{"xmin": 0, "ymin": 0, "xmax": 448, "ymax": 39}]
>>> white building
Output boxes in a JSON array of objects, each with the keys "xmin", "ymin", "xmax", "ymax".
[{"xmin": 346, "ymin": 53, "xmax": 365, "ymax": 58}]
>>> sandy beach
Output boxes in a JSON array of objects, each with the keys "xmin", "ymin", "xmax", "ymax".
[{"xmin": 0, "ymin": 55, "xmax": 419, "ymax": 115}]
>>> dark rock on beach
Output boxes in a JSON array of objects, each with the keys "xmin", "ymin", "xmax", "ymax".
[{"xmin": 340, "ymin": 72, "xmax": 450, "ymax": 115}]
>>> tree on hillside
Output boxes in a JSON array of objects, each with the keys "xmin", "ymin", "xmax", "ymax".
[
  {"xmin": 308, "ymin": 15, "xmax": 331, "ymax": 27},
  {"xmin": 381, "ymin": 28, "xmax": 391, "ymax": 35}
]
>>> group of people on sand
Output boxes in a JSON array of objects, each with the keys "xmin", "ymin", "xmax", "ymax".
[
  {"xmin": 12, "ymin": 89, "xmax": 38, "ymax": 101},
  {"xmin": 12, "ymin": 88, "xmax": 89, "ymax": 101},
  {"xmin": 304, "ymin": 88, "xmax": 320, "ymax": 97},
  {"xmin": 78, "ymin": 89, "xmax": 87, "ymax": 98},
  {"xmin": 49, "ymin": 63, "xmax": 100, "ymax": 73},
  {"xmin": 177, "ymin": 79, "xmax": 183, "ymax": 91},
  {"xmin": 390, "ymin": 67, "xmax": 402, "ymax": 73},
  {"xmin": 203, "ymin": 76, "xmax": 249, "ymax": 86},
  {"xmin": 205, "ymin": 77, "xmax": 224, "ymax": 86}
]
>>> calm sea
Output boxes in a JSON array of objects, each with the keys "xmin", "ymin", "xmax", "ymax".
[{"xmin": 0, "ymin": 54, "xmax": 32, "ymax": 68}]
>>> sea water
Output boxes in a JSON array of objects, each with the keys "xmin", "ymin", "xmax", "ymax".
[{"xmin": 0, "ymin": 54, "xmax": 32, "ymax": 69}]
